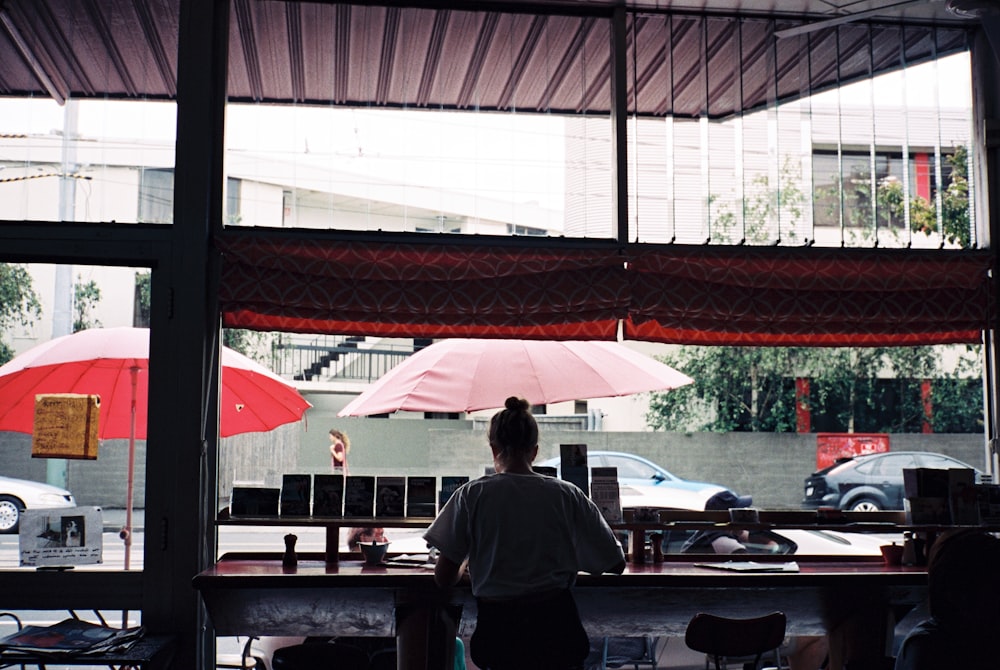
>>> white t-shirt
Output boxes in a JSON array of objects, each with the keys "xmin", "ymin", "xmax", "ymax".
[{"xmin": 423, "ymin": 472, "xmax": 625, "ymax": 599}]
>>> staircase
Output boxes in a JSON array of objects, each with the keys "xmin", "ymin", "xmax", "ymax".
[
  {"xmin": 297, "ymin": 335, "xmax": 364, "ymax": 381},
  {"xmin": 272, "ymin": 335, "xmax": 418, "ymax": 383}
]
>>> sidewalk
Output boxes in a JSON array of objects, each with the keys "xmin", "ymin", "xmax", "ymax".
[{"xmin": 100, "ymin": 508, "xmax": 143, "ymax": 532}]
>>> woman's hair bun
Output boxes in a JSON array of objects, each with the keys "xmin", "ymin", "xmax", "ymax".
[{"xmin": 505, "ymin": 396, "xmax": 528, "ymax": 412}]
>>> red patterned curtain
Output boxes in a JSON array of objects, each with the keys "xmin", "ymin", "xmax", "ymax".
[
  {"xmin": 626, "ymin": 247, "xmax": 993, "ymax": 346},
  {"xmin": 217, "ymin": 235, "xmax": 628, "ymax": 340},
  {"xmin": 217, "ymin": 234, "xmax": 993, "ymax": 346}
]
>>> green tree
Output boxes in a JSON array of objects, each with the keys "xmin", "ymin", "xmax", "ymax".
[
  {"xmin": 710, "ymin": 156, "xmax": 807, "ymax": 245},
  {"xmin": 647, "ymin": 345, "xmax": 983, "ymax": 433},
  {"xmin": 223, "ymin": 328, "xmax": 271, "ymax": 364},
  {"xmin": 806, "ymin": 347, "xmax": 938, "ymax": 433},
  {"xmin": 646, "ymin": 346, "xmax": 803, "ymax": 432},
  {"xmin": 0, "ymin": 263, "xmax": 42, "ymax": 364},
  {"xmin": 818, "ymin": 145, "xmax": 971, "ymax": 248},
  {"xmin": 940, "ymin": 145, "xmax": 971, "ymax": 248},
  {"xmin": 73, "ymin": 276, "xmax": 102, "ymax": 332},
  {"xmin": 915, "ymin": 344, "xmax": 983, "ymax": 433}
]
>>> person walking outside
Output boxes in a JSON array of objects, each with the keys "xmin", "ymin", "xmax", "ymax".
[
  {"xmin": 329, "ymin": 428, "xmax": 349, "ymax": 474},
  {"xmin": 425, "ymin": 396, "xmax": 626, "ymax": 670}
]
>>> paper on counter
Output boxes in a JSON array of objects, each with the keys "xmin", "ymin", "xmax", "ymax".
[{"xmin": 693, "ymin": 561, "xmax": 800, "ymax": 573}]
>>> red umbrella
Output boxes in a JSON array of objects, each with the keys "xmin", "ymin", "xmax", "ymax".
[
  {"xmin": 0, "ymin": 327, "xmax": 310, "ymax": 439},
  {"xmin": 0, "ymin": 326, "xmax": 311, "ymax": 568},
  {"xmin": 338, "ymin": 338, "xmax": 693, "ymax": 416}
]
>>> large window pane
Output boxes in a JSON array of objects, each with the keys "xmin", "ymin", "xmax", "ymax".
[
  {"xmin": 627, "ymin": 16, "xmax": 975, "ymax": 249},
  {"xmin": 225, "ymin": 106, "xmax": 576, "ymax": 235},
  {"xmin": 0, "ymin": 263, "xmax": 151, "ymax": 572},
  {"xmin": 224, "ymin": 4, "xmax": 612, "ymax": 238},
  {"xmin": 0, "ymin": 99, "xmax": 177, "ymax": 225}
]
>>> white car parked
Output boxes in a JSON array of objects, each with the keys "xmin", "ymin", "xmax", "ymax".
[
  {"xmin": 537, "ymin": 450, "xmax": 729, "ymax": 511},
  {"xmin": 0, "ymin": 475, "xmax": 76, "ymax": 533}
]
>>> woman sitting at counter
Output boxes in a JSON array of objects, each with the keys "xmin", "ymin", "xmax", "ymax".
[{"xmin": 424, "ymin": 396, "xmax": 626, "ymax": 670}]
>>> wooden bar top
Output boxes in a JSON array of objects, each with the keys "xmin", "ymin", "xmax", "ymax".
[
  {"xmin": 194, "ymin": 556, "xmax": 929, "ymax": 643},
  {"xmin": 198, "ymin": 523, "xmax": 937, "ymax": 670}
]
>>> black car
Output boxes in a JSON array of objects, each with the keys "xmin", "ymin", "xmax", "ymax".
[{"xmin": 801, "ymin": 451, "xmax": 980, "ymax": 512}]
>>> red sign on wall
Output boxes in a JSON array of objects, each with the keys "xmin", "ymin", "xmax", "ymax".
[{"xmin": 815, "ymin": 433, "xmax": 890, "ymax": 470}]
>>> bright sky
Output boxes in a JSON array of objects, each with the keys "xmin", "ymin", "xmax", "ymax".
[
  {"xmin": 813, "ymin": 51, "xmax": 972, "ymax": 108},
  {"xmin": 224, "ymin": 105, "xmax": 568, "ymax": 209}
]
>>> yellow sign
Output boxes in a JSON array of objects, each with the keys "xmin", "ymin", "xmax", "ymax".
[{"xmin": 32, "ymin": 394, "xmax": 100, "ymax": 460}]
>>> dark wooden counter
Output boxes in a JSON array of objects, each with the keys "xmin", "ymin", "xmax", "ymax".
[
  {"xmin": 202, "ymin": 511, "xmax": 939, "ymax": 670},
  {"xmin": 194, "ymin": 555, "xmax": 927, "ymax": 666}
]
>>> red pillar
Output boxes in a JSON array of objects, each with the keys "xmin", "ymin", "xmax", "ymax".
[
  {"xmin": 921, "ymin": 379, "xmax": 933, "ymax": 433},
  {"xmin": 914, "ymin": 153, "xmax": 931, "ymax": 201},
  {"xmin": 796, "ymin": 377, "xmax": 811, "ymax": 433}
]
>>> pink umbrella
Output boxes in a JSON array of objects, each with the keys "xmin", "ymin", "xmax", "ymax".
[
  {"xmin": 338, "ymin": 338, "xmax": 693, "ymax": 416},
  {"xmin": 0, "ymin": 326, "xmax": 311, "ymax": 568}
]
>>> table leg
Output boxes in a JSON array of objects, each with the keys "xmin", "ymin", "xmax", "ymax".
[{"xmin": 325, "ymin": 525, "xmax": 339, "ymax": 566}]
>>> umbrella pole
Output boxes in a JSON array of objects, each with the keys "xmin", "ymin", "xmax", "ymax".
[
  {"xmin": 123, "ymin": 366, "xmax": 138, "ymax": 571},
  {"xmin": 120, "ymin": 365, "xmax": 139, "ymax": 629}
]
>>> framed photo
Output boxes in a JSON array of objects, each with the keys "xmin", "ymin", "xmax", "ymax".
[
  {"xmin": 375, "ymin": 477, "xmax": 405, "ymax": 517},
  {"xmin": 313, "ymin": 475, "xmax": 344, "ymax": 518},
  {"xmin": 280, "ymin": 474, "xmax": 312, "ymax": 517},
  {"xmin": 19, "ymin": 506, "xmax": 103, "ymax": 567},
  {"xmin": 344, "ymin": 476, "xmax": 376, "ymax": 518},
  {"xmin": 406, "ymin": 476, "xmax": 437, "ymax": 518}
]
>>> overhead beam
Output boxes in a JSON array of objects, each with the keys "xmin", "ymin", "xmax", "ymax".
[
  {"xmin": 0, "ymin": 8, "xmax": 68, "ymax": 104},
  {"xmin": 775, "ymin": 0, "xmax": 925, "ymax": 39}
]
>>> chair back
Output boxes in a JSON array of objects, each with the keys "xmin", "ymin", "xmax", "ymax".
[
  {"xmin": 684, "ymin": 611, "xmax": 786, "ymax": 670},
  {"xmin": 271, "ymin": 641, "xmax": 370, "ymax": 670}
]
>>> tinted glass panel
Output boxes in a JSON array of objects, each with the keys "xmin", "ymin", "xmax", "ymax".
[
  {"xmin": 918, "ymin": 454, "xmax": 963, "ymax": 468},
  {"xmin": 605, "ymin": 455, "xmax": 655, "ymax": 480}
]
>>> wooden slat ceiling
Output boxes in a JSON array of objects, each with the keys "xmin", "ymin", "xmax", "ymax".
[{"xmin": 0, "ymin": 0, "xmax": 976, "ymax": 117}]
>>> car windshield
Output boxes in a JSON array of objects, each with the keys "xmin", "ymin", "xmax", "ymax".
[{"xmin": 602, "ymin": 455, "xmax": 665, "ymax": 481}]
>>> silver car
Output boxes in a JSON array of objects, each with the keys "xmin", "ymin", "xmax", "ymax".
[
  {"xmin": 0, "ymin": 475, "xmax": 76, "ymax": 533},
  {"xmin": 537, "ymin": 451, "xmax": 728, "ymax": 511}
]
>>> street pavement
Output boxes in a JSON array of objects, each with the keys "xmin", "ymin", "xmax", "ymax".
[{"xmin": 101, "ymin": 507, "xmax": 142, "ymax": 532}]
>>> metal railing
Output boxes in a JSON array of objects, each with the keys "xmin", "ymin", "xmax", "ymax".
[{"xmin": 270, "ymin": 334, "xmax": 418, "ymax": 382}]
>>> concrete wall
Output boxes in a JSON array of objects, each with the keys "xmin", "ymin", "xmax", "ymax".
[
  {"xmin": 0, "ymin": 411, "xmax": 987, "ymax": 511},
  {"xmin": 0, "ymin": 432, "xmax": 145, "ymax": 508},
  {"xmin": 0, "ymin": 426, "xmax": 298, "ymax": 511},
  {"xmin": 306, "ymin": 418, "xmax": 987, "ymax": 509},
  {"xmin": 296, "ymin": 395, "xmax": 988, "ymax": 509}
]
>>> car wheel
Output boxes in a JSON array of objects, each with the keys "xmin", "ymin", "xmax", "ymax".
[
  {"xmin": 0, "ymin": 495, "xmax": 24, "ymax": 534},
  {"xmin": 848, "ymin": 498, "xmax": 882, "ymax": 512}
]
